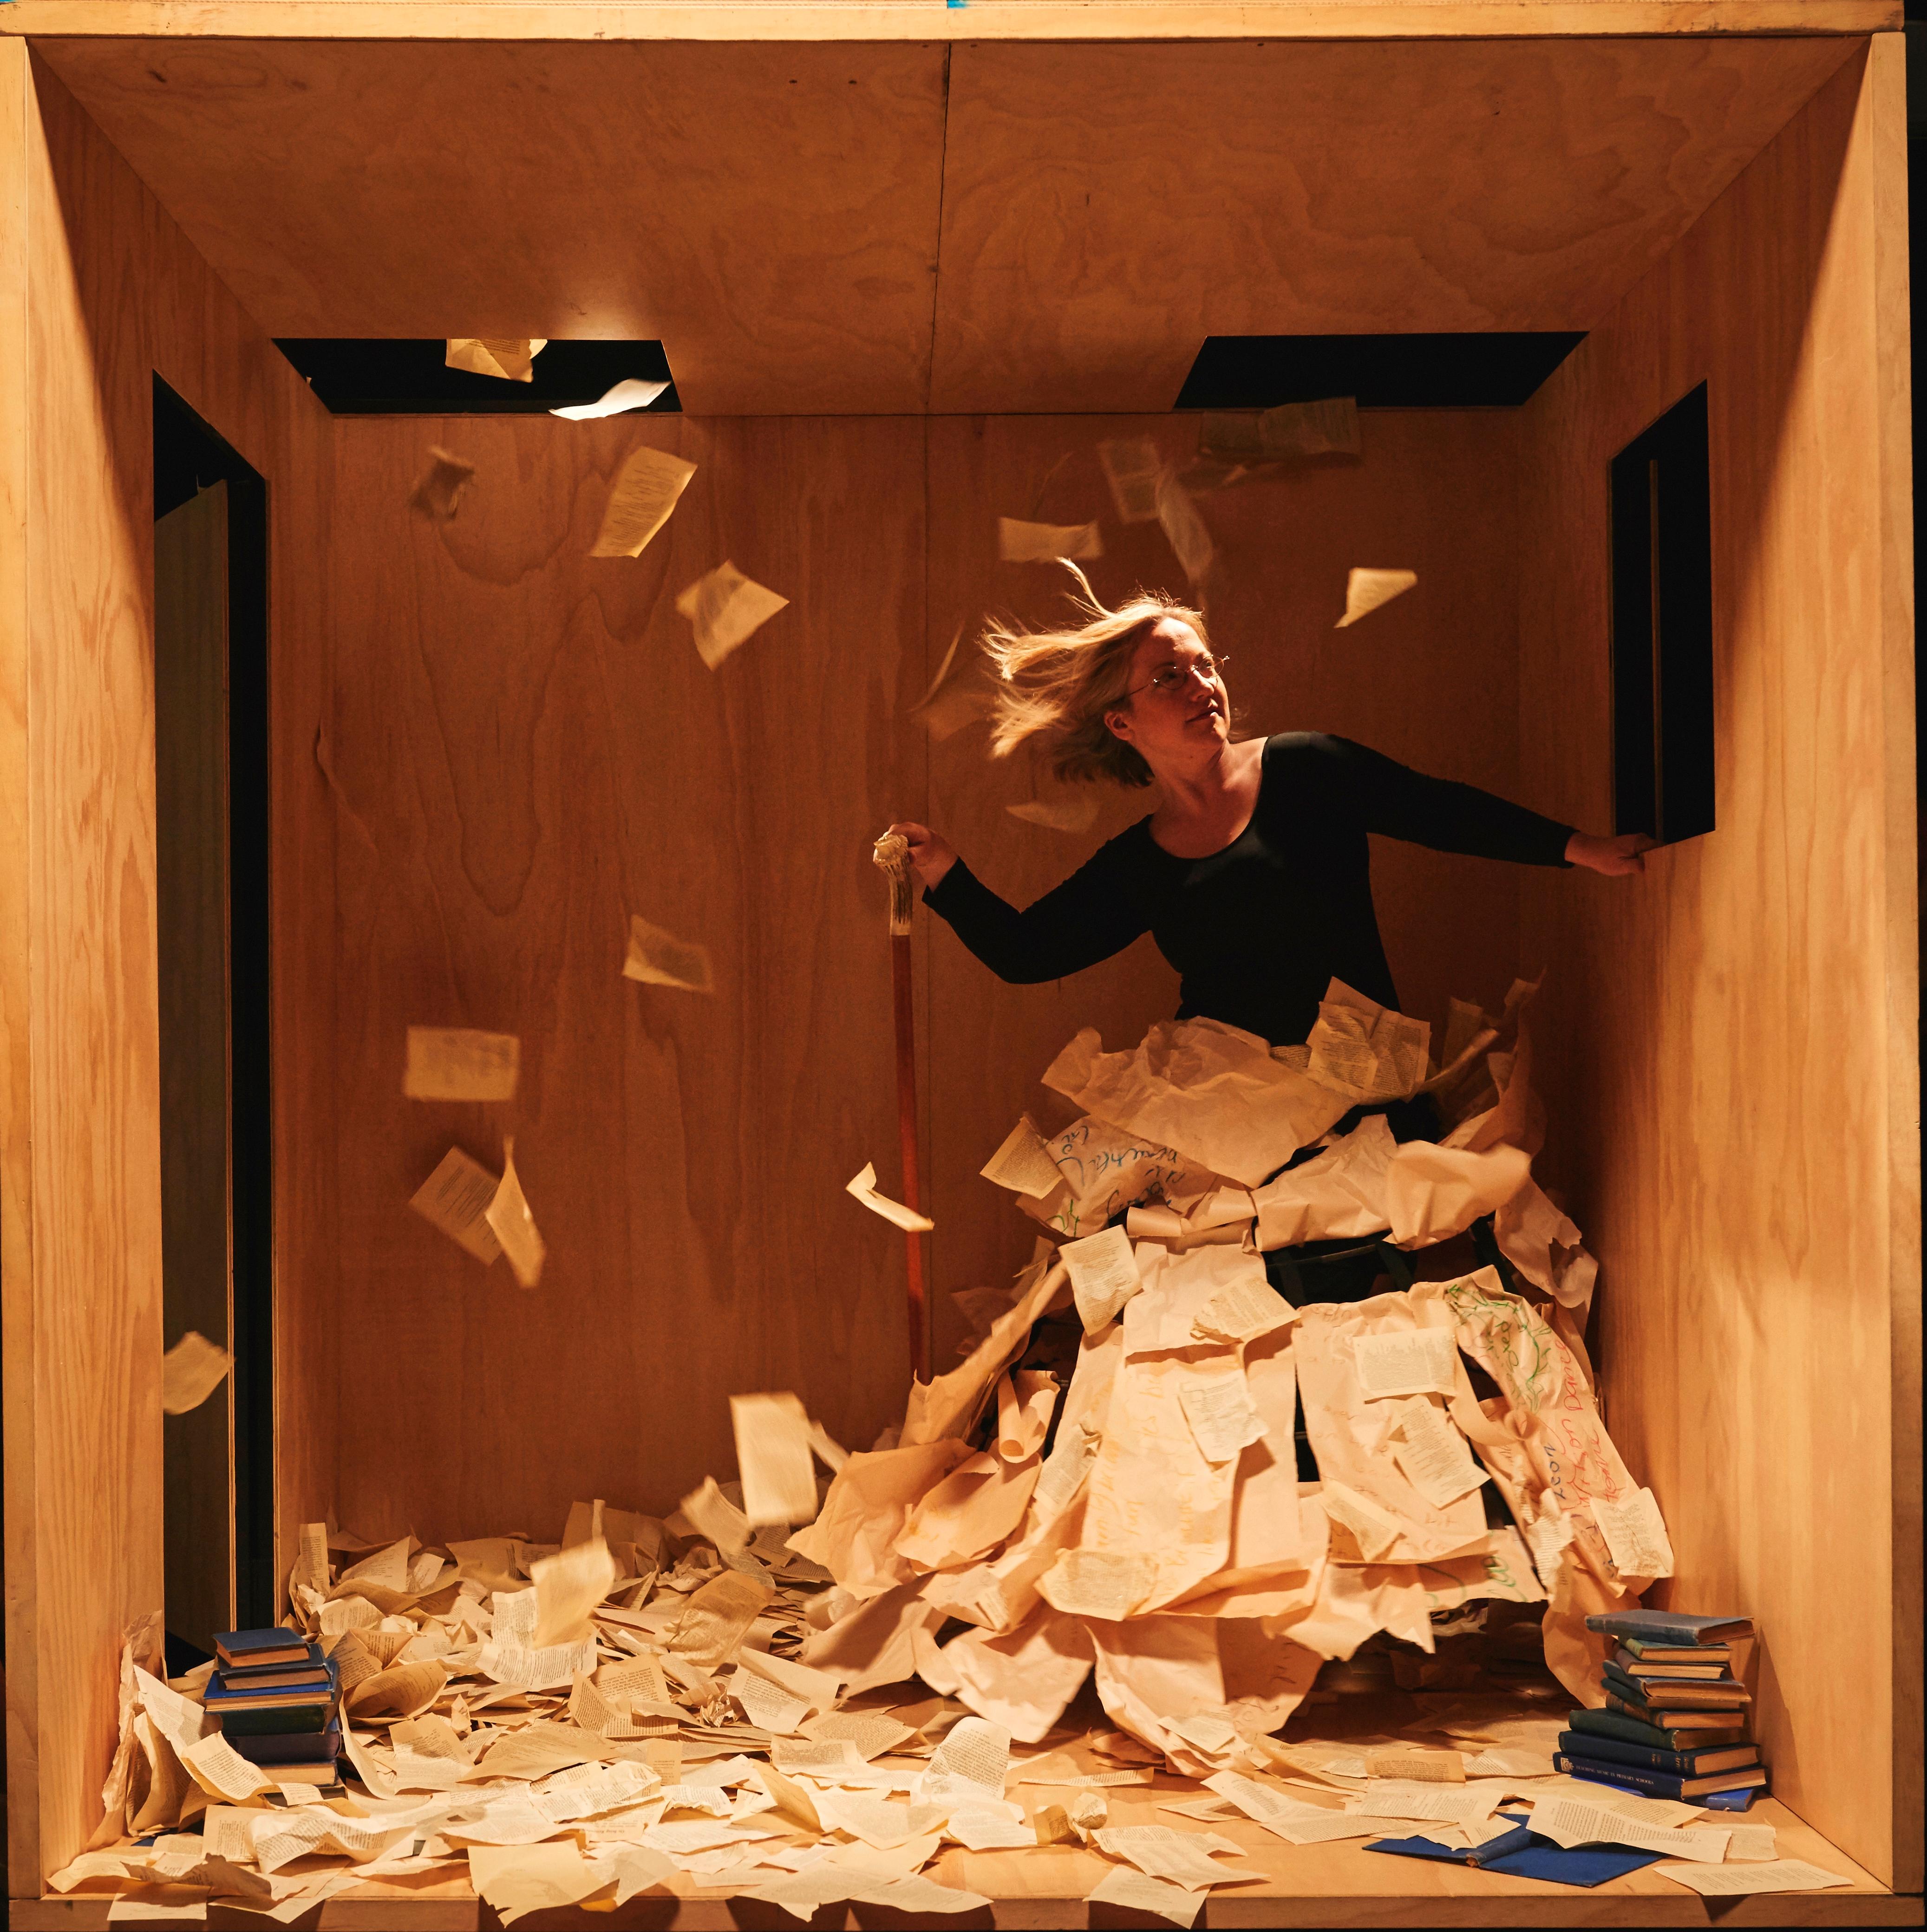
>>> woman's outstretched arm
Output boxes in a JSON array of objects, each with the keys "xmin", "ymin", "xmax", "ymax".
[
  {"xmin": 887, "ymin": 821, "xmax": 1151, "ymax": 984},
  {"xmin": 1320, "ymin": 737, "xmax": 1652, "ymax": 875}
]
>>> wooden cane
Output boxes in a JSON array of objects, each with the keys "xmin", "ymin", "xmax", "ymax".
[{"xmin": 872, "ymin": 832, "xmax": 929, "ymax": 1382}]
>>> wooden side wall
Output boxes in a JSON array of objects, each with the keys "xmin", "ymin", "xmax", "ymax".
[
  {"xmin": 0, "ymin": 55, "xmax": 338, "ymax": 1893},
  {"xmin": 318, "ymin": 407, "xmax": 1534, "ymax": 1543},
  {"xmin": 1515, "ymin": 39, "xmax": 1919, "ymax": 1889}
]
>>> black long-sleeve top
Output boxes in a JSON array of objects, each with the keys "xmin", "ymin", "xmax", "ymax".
[{"xmin": 926, "ymin": 733, "xmax": 1574, "ymax": 1047}]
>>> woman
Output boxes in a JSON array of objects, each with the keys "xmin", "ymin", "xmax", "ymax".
[{"xmin": 891, "ymin": 573, "xmax": 1646, "ymax": 1053}]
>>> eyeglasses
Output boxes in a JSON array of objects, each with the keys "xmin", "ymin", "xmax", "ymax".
[{"xmin": 1123, "ymin": 653, "xmax": 1229, "ymax": 701}]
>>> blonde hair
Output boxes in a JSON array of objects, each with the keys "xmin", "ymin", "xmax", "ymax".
[{"xmin": 981, "ymin": 564, "xmax": 1208, "ymax": 788}]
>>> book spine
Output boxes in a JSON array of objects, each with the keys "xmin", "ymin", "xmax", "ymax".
[{"xmin": 1556, "ymin": 1731, "xmax": 1698, "ymax": 1775}]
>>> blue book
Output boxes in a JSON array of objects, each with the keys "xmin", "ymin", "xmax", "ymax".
[
  {"xmin": 212, "ymin": 1627, "xmax": 313, "ymax": 1667},
  {"xmin": 215, "ymin": 1642, "xmax": 330, "ymax": 1686},
  {"xmin": 1585, "ymin": 1610, "xmax": 1752, "ymax": 1646},
  {"xmin": 230, "ymin": 1718, "xmax": 342, "ymax": 1767},
  {"xmin": 203, "ymin": 1658, "xmax": 339, "ymax": 1712},
  {"xmin": 1366, "ymin": 1815, "xmax": 1664, "ymax": 1888},
  {"xmin": 1554, "ymin": 1752, "xmax": 1769, "ymax": 1801},
  {"xmin": 1557, "ymin": 1730, "xmax": 1758, "ymax": 1776},
  {"xmin": 1703, "ymin": 1784, "xmax": 1767, "ymax": 1812}
]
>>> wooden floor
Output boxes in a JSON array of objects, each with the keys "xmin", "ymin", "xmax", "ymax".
[{"xmin": 20, "ymin": 1791, "xmax": 1916, "ymax": 1929}]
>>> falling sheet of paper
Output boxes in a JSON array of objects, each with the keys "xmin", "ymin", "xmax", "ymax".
[
  {"xmin": 1061, "ymin": 1225, "xmax": 1142, "ymax": 1332},
  {"xmin": 1177, "ymin": 1370, "xmax": 1268, "ymax": 1465},
  {"xmin": 446, "ymin": 338, "xmax": 546, "ymax": 382},
  {"xmin": 845, "ymin": 1162, "xmax": 934, "ymax": 1234},
  {"xmin": 1306, "ymin": 981, "xmax": 1431, "ymax": 1103},
  {"xmin": 550, "ymin": 378, "xmax": 670, "ymax": 421},
  {"xmin": 1392, "ymin": 1397, "xmax": 1489, "ymax": 1507},
  {"xmin": 161, "ymin": 1331, "xmax": 232, "ymax": 1415},
  {"xmin": 980, "ymin": 1115, "xmax": 1064, "ymax": 1200},
  {"xmin": 908, "ymin": 624, "xmax": 991, "ymax": 741},
  {"xmin": 675, "ymin": 561, "xmax": 789, "ymax": 669},
  {"xmin": 1098, "ymin": 437, "xmax": 1163, "ymax": 524},
  {"xmin": 915, "ymin": 1716, "xmax": 1010, "ymax": 1806},
  {"xmin": 404, "ymin": 1027, "xmax": 520, "ymax": 1102},
  {"xmin": 1352, "ymin": 1327, "xmax": 1459, "ymax": 1400},
  {"xmin": 1154, "ymin": 471, "xmax": 1213, "ymax": 586},
  {"xmin": 1085, "ymin": 1864, "xmax": 1206, "ymax": 1927},
  {"xmin": 998, "ymin": 518, "xmax": 1102, "ymax": 562},
  {"xmin": 1592, "ymin": 1485, "xmax": 1677, "ymax": 1580},
  {"xmin": 1335, "ymin": 567, "xmax": 1417, "ymax": 628},
  {"xmin": 484, "ymin": 1139, "xmax": 546, "ymax": 1289},
  {"xmin": 1007, "ymin": 791, "xmax": 1100, "ymax": 834},
  {"xmin": 622, "ymin": 914, "xmax": 714, "ymax": 993},
  {"xmin": 591, "ymin": 444, "xmax": 697, "ymax": 558},
  {"xmin": 530, "ymin": 1537, "xmax": 616, "ymax": 1648},
  {"xmin": 1199, "ymin": 398, "xmax": 1360, "ymax": 463},
  {"xmin": 409, "ymin": 447, "xmax": 476, "ymax": 521},
  {"xmin": 467, "ymin": 1842, "xmax": 606, "ymax": 1924},
  {"xmin": 410, "ymin": 1148, "xmax": 504, "ymax": 1266},
  {"xmin": 730, "ymin": 1392, "xmax": 818, "ymax": 1527},
  {"xmin": 667, "ymin": 1568, "xmax": 773, "ymax": 1668},
  {"xmin": 1656, "ymin": 1859, "xmax": 1850, "ymax": 1896}
]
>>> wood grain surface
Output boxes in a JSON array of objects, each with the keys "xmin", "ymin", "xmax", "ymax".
[
  {"xmin": 32, "ymin": 33, "xmax": 1855, "ymax": 415},
  {"xmin": 1515, "ymin": 40, "xmax": 1920, "ymax": 1891},
  {"xmin": 0, "ymin": 0, "xmax": 1903, "ymax": 41},
  {"xmin": 0, "ymin": 55, "xmax": 338, "ymax": 1893}
]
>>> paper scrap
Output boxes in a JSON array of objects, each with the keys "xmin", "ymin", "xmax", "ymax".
[
  {"xmin": 1654, "ymin": 1859, "xmax": 1850, "ymax": 1896},
  {"xmin": 1725, "ymin": 1824, "xmax": 1778, "ymax": 1860},
  {"xmin": 530, "ymin": 1537, "xmax": 617, "ymax": 1648},
  {"xmin": 483, "ymin": 1138, "xmax": 546, "ymax": 1289},
  {"xmin": 1177, "ymin": 1371, "xmax": 1268, "ymax": 1465},
  {"xmin": 161, "ymin": 1332, "xmax": 231, "ymax": 1416},
  {"xmin": 845, "ymin": 1162, "xmax": 933, "ymax": 1234},
  {"xmin": 1335, "ymin": 568, "xmax": 1417, "ymax": 628},
  {"xmin": 591, "ymin": 444, "xmax": 697, "ymax": 558},
  {"xmin": 1531, "ymin": 1796, "xmax": 1728, "ymax": 1863},
  {"xmin": 1352, "ymin": 1327, "xmax": 1458, "ymax": 1400},
  {"xmin": 1200, "ymin": 398, "xmax": 1360, "ymax": 464},
  {"xmin": 1093, "ymin": 1823, "xmax": 1250, "ymax": 1890},
  {"xmin": 1098, "ymin": 437, "xmax": 1163, "ymax": 524},
  {"xmin": 1391, "ymin": 1397, "xmax": 1489, "ymax": 1507},
  {"xmin": 409, "ymin": 447, "xmax": 476, "ymax": 521},
  {"xmin": 467, "ymin": 1842, "xmax": 605, "ymax": 1923},
  {"xmin": 1085, "ymin": 1864, "xmax": 1206, "ymax": 1926},
  {"xmin": 550, "ymin": 378, "xmax": 670, "ymax": 421},
  {"xmin": 1358, "ymin": 1782, "xmax": 1501, "ymax": 1826},
  {"xmin": 1365, "ymin": 1750, "xmax": 1464, "ymax": 1783},
  {"xmin": 908, "ymin": 624, "xmax": 991, "ymax": 741},
  {"xmin": 915, "ymin": 1716, "xmax": 1010, "ymax": 1806},
  {"xmin": 1007, "ymin": 791, "xmax": 1101, "ymax": 834},
  {"xmin": 404, "ymin": 1027, "xmax": 520, "ymax": 1102},
  {"xmin": 730, "ymin": 1392, "xmax": 819, "ymax": 1528},
  {"xmin": 409, "ymin": 1148, "xmax": 504, "ymax": 1266},
  {"xmin": 1592, "ymin": 1485, "xmax": 1677, "ymax": 1580},
  {"xmin": 1038, "ymin": 1547, "xmax": 1156, "ymax": 1621},
  {"xmin": 446, "ymin": 338, "xmax": 545, "ymax": 382},
  {"xmin": 675, "ymin": 561, "xmax": 789, "ymax": 670},
  {"xmin": 621, "ymin": 913, "xmax": 713, "ymax": 994},
  {"xmin": 667, "ymin": 1568, "xmax": 773, "ymax": 1668},
  {"xmin": 998, "ymin": 518, "xmax": 1101, "ymax": 563},
  {"xmin": 1154, "ymin": 471, "xmax": 1214, "ymax": 586},
  {"xmin": 1192, "ymin": 1276, "xmax": 1294, "ymax": 1345},
  {"xmin": 1061, "ymin": 1225, "xmax": 1142, "ymax": 1332},
  {"xmin": 980, "ymin": 1115, "xmax": 1064, "ymax": 1200},
  {"xmin": 1318, "ymin": 1481, "xmax": 1404, "ymax": 1561}
]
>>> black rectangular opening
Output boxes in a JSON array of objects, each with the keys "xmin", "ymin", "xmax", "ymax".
[
  {"xmin": 1174, "ymin": 333, "xmax": 1586, "ymax": 411},
  {"xmin": 273, "ymin": 338, "xmax": 679, "ymax": 416},
  {"xmin": 154, "ymin": 376, "xmax": 275, "ymax": 1650},
  {"xmin": 1610, "ymin": 382, "xmax": 1715, "ymax": 845}
]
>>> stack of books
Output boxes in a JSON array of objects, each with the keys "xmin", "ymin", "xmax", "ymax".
[
  {"xmin": 205, "ymin": 1627, "xmax": 342, "ymax": 1785},
  {"xmin": 1554, "ymin": 1610, "xmax": 1765, "ymax": 1811}
]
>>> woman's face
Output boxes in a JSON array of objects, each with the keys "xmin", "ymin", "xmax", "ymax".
[{"xmin": 1104, "ymin": 618, "xmax": 1229, "ymax": 763}]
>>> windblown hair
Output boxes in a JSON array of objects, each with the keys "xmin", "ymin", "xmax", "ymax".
[{"xmin": 981, "ymin": 564, "xmax": 1208, "ymax": 788}]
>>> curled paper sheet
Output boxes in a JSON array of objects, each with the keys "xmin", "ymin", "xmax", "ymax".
[
  {"xmin": 622, "ymin": 914, "xmax": 714, "ymax": 994},
  {"xmin": 591, "ymin": 444, "xmax": 696, "ymax": 558},
  {"xmin": 1097, "ymin": 437, "xmax": 1163, "ymax": 524},
  {"xmin": 979, "ymin": 1114, "xmax": 1063, "ymax": 1201},
  {"xmin": 409, "ymin": 1148, "xmax": 505, "ymax": 1266},
  {"xmin": 908, "ymin": 623, "xmax": 991, "ymax": 741},
  {"xmin": 1007, "ymin": 790, "xmax": 1100, "ymax": 834},
  {"xmin": 675, "ymin": 560, "xmax": 789, "ymax": 669},
  {"xmin": 1335, "ymin": 567, "xmax": 1417, "ymax": 627},
  {"xmin": 998, "ymin": 517, "xmax": 1102, "ymax": 562},
  {"xmin": 1154, "ymin": 470, "xmax": 1214, "ymax": 587},
  {"xmin": 445, "ymin": 337, "xmax": 546, "ymax": 382},
  {"xmin": 549, "ymin": 378, "xmax": 670, "ymax": 421},
  {"xmin": 408, "ymin": 446, "xmax": 476, "ymax": 521},
  {"xmin": 483, "ymin": 1138, "xmax": 547, "ymax": 1289},
  {"xmin": 846, "ymin": 1161, "xmax": 934, "ymax": 1234},
  {"xmin": 161, "ymin": 1331, "xmax": 232, "ymax": 1415},
  {"xmin": 405, "ymin": 1026, "xmax": 520, "ymax": 1102},
  {"xmin": 1305, "ymin": 979, "xmax": 1431, "ymax": 1102}
]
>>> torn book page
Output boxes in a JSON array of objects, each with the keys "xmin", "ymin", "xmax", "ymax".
[
  {"xmin": 845, "ymin": 1162, "xmax": 933, "ymax": 1234},
  {"xmin": 1335, "ymin": 567, "xmax": 1417, "ymax": 628},
  {"xmin": 1097, "ymin": 437, "xmax": 1163, "ymax": 524},
  {"xmin": 1177, "ymin": 1369, "xmax": 1268, "ymax": 1466},
  {"xmin": 622, "ymin": 913, "xmax": 713, "ymax": 994},
  {"xmin": 1061, "ymin": 1225, "xmax": 1141, "ymax": 1333},
  {"xmin": 445, "ymin": 338, "xmax": 546, "ymax": 382},
  {"xmin": 1653, "ymin": 1860, "xmax": 1851, "ymax": 1896},
  {"xmin": 980, "ymin": 1115, "xmax": 1064, "ymax": 1201},
  {"xmin": 591, "ymin": 444, "xmax": 697, "ymax": 558},
  {"xmin": 1305, "ymin": 981, "xmax": 1431, "ymax": 1103},
  {"xmin": 1391, "ymin": 1398, "xmax": 1489, "ymax": 1508},
  {"xmin": 1007, "ymin": 790, "xmax": 1100, "ymax": 835},
  {"xmin": 161, "ymin": 1332, "xmax": 232, "ymax": 1416},
  {"xmin": 483, "ymin": 1139, "xmax": 546, "ymax": 1289},
  {"xmin": 550, "ymin": 378, "xmax": 670, "ymax": 421},
  {"xmin": 998, "ymin": 518, "xmax": 1101, "ymax": 562},
  {"xmin": 404, "ymin": 1027, "xmax": 520, "ymax": 1102},
  {"xmin": 1591, "ymin": 1486, "xmax": 1676, "ymax": 1580},
  {"xmin": 409, "ymin": 1149, "xmax": 504, "ymax": 1266},
  {"xmin": 409, "ymin": 447, "xmax": 476, "ymax": 521},
  {"xmin": 1154, "ymin": 471, "xmax": 1213, "ymax": 587},
  {"xmin": 908, "ymin": 624, "xmax": 992, "ymax": 741},
  {"xmin": 730, "ymin": 1392, "xmax": 819, "ymax": 1527},
  {"xmin": 1352, "ymin": 1328, "xmax": 1459, "ymax": 1400},
  {"xmin": 1085, "ymin": 1865, "xmax": 1206, "ymax": 1927},
  {"xmin": 674, "ymin": 561, "xmax": 789, "ymax": 670}
]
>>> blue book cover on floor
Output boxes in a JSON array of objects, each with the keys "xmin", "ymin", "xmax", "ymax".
[{"xmin": 1365, "ymin": 1815, "xmax": 1664, "ymax": 1888}]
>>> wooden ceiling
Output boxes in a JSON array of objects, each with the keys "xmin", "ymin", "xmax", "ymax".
[{"xmin": 34, "ymin": 32, "xmax": 1857, "ymax": 413}]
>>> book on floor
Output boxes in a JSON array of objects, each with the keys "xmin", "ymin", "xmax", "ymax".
[
  {"xmin": 1584, "ymin": 1611, "xmax": 1753, "ymax": 1646},
  {"xmin": 1569, "ymin": 1708, "xmax": 1751, "ymax": 1753},
  {"xmin": 1557, "ymin": 1729, "xmax": 1758, "ymax": 1776},
  {"xmin": 212, "ymin": 1627, "xmax": 314, "ymax": 1671},
  {"xmin": 1554, "ymin": 1753, "xmax": 1770, "ymax": 1801}
]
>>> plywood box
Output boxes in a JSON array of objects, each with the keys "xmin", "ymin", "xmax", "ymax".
[{"xmin": 0, "ymin": 5, "xmax": 1916, "ymax": 1923}]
